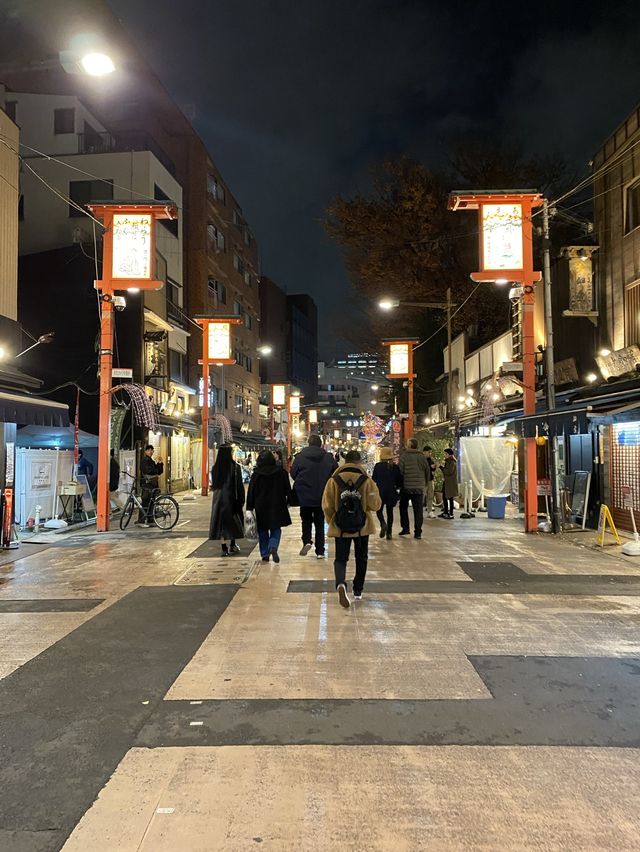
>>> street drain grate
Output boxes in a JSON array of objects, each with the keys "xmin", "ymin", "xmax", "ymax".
[{"xmin": 174, "ymin": 560, "xmax": 256, "ymax": 586}]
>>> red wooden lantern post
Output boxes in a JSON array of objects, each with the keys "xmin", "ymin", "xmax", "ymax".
[
  {"xmin": 287, "ymin": 393, "xmax": 301, "ymax": 464},
  {"xmin": 271, "ymin": 384, "xmax": 286, "ymax": 441},
  {"xmin": 88, "ymin": 201, "xmax": 177, "ymax": 532},
  {"xmin": 448, "ymin": 191, "xmax": 543, "ymax": 532},
  {"xmin": 194, "ymin": 316, "xmax": 242, "ymax": 496},
  {"xmin": 382, "ymin": 339, "xmax": 419, "ymax": 440}
]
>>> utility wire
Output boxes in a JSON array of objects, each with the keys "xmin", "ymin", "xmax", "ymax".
[{"xmin": 412, "ymin": 283, "xmax": 482, "ymax": 352}]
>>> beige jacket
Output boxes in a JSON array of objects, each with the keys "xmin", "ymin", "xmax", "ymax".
[{"xmin": 322, "ymin": 463, "xmax": 382, "ymax": 538}]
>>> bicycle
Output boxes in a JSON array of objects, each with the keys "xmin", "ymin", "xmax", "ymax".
[{"xmin": 119, "ymin": 472, "xmax": 180, "ymax": 531}]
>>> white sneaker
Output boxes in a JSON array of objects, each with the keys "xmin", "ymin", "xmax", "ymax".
[
  {"xmin": 337, "ymin": 584, "xmax": 350, "ymax": 609},
  {"xmin": 300, "ymin": 543, "xmax": 312, "ymax": 556},
  {"xmin": 353, "ymin": 592, "xmax": 363, "ymax": 600},
  {"xmin": 428, "ymin": 511, "xmax": 436, "ymax": 519},
  {"xmin": 316, "ymin": 553, "xmax": 325, "ymax": 560}
]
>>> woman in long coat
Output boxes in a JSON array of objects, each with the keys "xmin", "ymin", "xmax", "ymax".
[
  {"xmin": 209, "ymin": 444, "xmax": 245, "ymax": 555},
  {"xmin": 247, "ymin": 450, "xmax": 292, "ymax": 563},
  {"xmin": 372, "ymin": 447, "xmax": 403, "ymax": 539},
  {"xmin": 439, "ymin": 447, "xmax": 458, "ymax": 519}
]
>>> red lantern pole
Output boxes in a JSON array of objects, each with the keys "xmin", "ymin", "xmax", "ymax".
[
  {"xmin": 88, "ymin": 202, "xmax": 178, "ymax": 532},
  {"xmin": 448, "ymin": 191, "xmax": 543, "ymax": 532}
]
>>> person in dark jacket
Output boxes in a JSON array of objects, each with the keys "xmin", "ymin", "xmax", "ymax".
[
  {"xmin": 372, "ymin": 447, "xmax": 403, "ymax": 539},
  {"xmin": 137, "ymin": 444, "xmax": 164, "ymax": 525},
  {"xmin": 423, "ymin": 446, "xmax": 437, "ymax": 518},
  {"xmin": 291, "ymin": 435, "xmax": 337, "ymax": 558},
  {"xmin": 398, "ymin": 437, "xmax": 428, "ymax": 538},
  {"xmin": 76, "ymin": 449, "xmax": 93, "ymax": 479},
  {"xmin": 439, "ymin": 448, "xmax": 459, "ymax": 519},
  {"xmin": 209, "ymin": 444, "xmax": 245, "ymax": 555},
  {"xmin": 247, "ymin": 450, "xmax": 292, "ymax": 563}
]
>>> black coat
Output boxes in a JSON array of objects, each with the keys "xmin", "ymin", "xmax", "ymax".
[
  {"xmin": 290, "ymin": 446, "xmax": 337, "ymax": 507},
  {"xmin": 372, "ymin": 461, "xmax": 403, "ymax": 506},
  {"xmin": 209, "ymin": 462, "xmax": 245, "ymax": 540},
  {"xmin": 247, "ymin": 466, "xmax": 292, "ymax": 529}
]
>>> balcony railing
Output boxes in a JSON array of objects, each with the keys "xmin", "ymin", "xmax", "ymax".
[{"xmin": 77, "ymin": 130, "xmax": 176, "ymax": 176}]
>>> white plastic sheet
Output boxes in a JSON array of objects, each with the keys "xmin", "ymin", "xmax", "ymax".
[{"xmin": 459, "ymin": 437, "xmax": 515, "ymax": 500}]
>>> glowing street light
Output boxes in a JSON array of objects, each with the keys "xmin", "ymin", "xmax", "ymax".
[
  {"xmin": 257, "ymin": 344, "xmax": 273, "ymax": 356},
  {"xmin": 378, "ymin": 298, "xmax": 400, "ymax": 311},
  {"xmin": 80, "ymin": 52, "xmax": 116, "ymax": 76},
  {"xmin": 371, "ymin": 384, "xmax": 379, "ymax": 391}
]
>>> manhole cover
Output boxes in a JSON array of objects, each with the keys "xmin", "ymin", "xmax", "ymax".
[{"xmin": 174, "ymin": 559, "xmax": 256, "ymax": 586}]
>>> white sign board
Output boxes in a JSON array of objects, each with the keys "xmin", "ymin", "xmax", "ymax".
[
  {"xmin": 112, "ymin": 368, "xmax": 133, "ymax": 379},
  {"xmin": 112, "ymin": 213, "xmax": 152, "ymax": 279},
  {"xmin": 482, "ymin": 203, "xmax": 523, "ymax": 271}
]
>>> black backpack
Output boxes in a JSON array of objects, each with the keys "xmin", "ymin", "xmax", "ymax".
[{"xmin": 333, "ymin": 467, "xmax": 368, "ymax": 536}]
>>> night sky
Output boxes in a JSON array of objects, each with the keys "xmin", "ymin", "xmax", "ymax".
[{"xmin": 107, "ymin": 0, "xmax": 640, "ymax": 356}]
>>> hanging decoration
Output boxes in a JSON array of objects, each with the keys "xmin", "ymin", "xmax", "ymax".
[
  {"xmin": 362, "ymin": 413, "xmax": 385, "ymax": 445},
  {"xmin": 119, "ymin": 383, "xmax": 159, "ymax": 431}
]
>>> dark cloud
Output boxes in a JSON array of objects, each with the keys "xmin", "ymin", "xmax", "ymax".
[{"xmin": 107, "ymin": 0, "xmax": 640, "ymax": 355}]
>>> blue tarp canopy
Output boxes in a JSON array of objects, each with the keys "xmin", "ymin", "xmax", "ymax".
[{"xmin": 16, "ymin": 425, "xmax": 98, "ymax": 449}]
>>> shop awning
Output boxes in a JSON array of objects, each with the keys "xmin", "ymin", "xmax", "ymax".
[
  {"xmin": 0, "ymin": 391, "xmax": 69, "ymax": 427},
  {"xmin": 16, "ymin": 425, "xmax": 97, "ymax": 448},
  {"xmin": 510, "ymin": 406, "xmax": 589, "ymax": 438}
]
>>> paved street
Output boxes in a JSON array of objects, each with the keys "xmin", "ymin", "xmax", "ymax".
[{"xmin": 1, "ymin": 497, "xmax": 640, "ymax": 850}]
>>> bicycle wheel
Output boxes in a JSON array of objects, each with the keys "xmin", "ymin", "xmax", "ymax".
[
  {"xmin": 152, "ymin": 495, "xmax": 179, "ymax": 531},
  {"xmin": 119, "ymin": 495, "xmax": 136, "ymax": 530}
]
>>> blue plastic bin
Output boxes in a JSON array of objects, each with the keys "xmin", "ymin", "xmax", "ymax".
[{"xmin": 486, "ymin": 495, "xmax": 507, "ymax": 519}]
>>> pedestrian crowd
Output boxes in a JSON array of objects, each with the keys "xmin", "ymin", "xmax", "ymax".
[{"xmin": 208, "ymin": 435, "xmax": 459, "ymax": 608}]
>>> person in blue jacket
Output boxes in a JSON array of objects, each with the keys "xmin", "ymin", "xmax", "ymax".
[{"xmin": 372, "ymin": 447, "xmax": 403, "ymax": 539}]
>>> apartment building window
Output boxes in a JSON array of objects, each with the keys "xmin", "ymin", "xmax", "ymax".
[
  {"xmin": 233, "ymin": 300, "xmax": 242, "ymax": 316},
  {"xmin": 206, "ymin": 223, "xmax": 225, "ymax": 253},
  {"xmin": 169, "ymin": 349, "xmax": 185, "ymax": 382},
  {"xmin": 245, "ymin": 356, "xmax": 253, "ymax": 374},
  {"xmin": 207, "ymin": 173, "xmax": 226, "ymax": 203},
  {"xmin": 626, "ymin": 180, "xmax": 640, "ymax": 234},
  {"xmin": 167, "ymin": 278, "xmax": 180, "ymax": 307},
  {"xmin": 232, "ymin": 209, "xmax": 242, "ymax": 227},
  {"xmin": 244, "ymin": 228, "xmax": 253, "ymax": 247},
  {"xmin": 4, "ymin": 101, "xmax": 17, "ymax": 123},
  {"xmin": 233, "ymin": 254, "xmax": 245, "ymax": 275},
  {"xmin": 234, "ymin": 394, "xmax": 243, "ymax": 411},
  {"xmin": 69, "ymin": 178, "xmax": 113, "ymax": 217},
  {"xmin": 246, "ymin": 400, "xmax": 253, "ymax": 417},
  {"xmin": 244, "ymin": 270, "xmax": 251, "ymax": 287},
  {"xmin": 54, "ymin": 107, "xmax": 75, "ymax": 134},
  {"xmin": 154, "ymin": 184, "xmax": 179, "ymax": 237},
  {"xmin": 244, "ymin": 313, "xmax": 252, "ymax": 330},
  {"xmin": 208, "ymin": 277, "xmax": 227, "ymax": 304},
  {"xmin": 625, "ymin": 282, "xmax": 640, "ymax": 346},
  {"xmin": 18, "ymin": 195, "xmax": 24, "ymax": 221}
]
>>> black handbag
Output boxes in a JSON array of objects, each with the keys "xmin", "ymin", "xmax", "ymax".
[{"xmin": 289, "ymin": 485, "xmax": 300, "ymax": 507}]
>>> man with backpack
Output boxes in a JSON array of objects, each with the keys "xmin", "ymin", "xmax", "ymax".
[{"xmin": 321, "ymin": 450, "xmax": 382, "ymax": 608}]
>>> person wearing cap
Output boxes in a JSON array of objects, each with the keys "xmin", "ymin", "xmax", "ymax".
[{"xmin": 372, "ymin": 447, "xmax": 403, "ymax": 539}]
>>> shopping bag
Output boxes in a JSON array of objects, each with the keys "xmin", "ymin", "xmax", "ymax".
[{"xmin": 244, "ymin": 510, "xmax": 258, "ymax": 539}]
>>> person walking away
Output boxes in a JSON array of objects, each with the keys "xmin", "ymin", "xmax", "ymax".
[
  {"xmin": 109, "ymin": 449, "xmax": 123, "ymax": 511},
  {"xmin": 372, "ymin": 447, "xmax": 402, "ymax": 539},
  {"xmin": 209, "ymin": 444, "xmax": 245, "ymax": 555},
  {"xmin": 398, "ymin": 437, "xmax": 428, "ymax": 538},
  {"xmin": 291, "ymin": 434, "xmax": 337, "ymax": 559},
  {"xmin": 247, "ymin": 450, "xmax": 292, "ymax": 563},
  {"xmin": 440, "ymin": 448, "xmax": 459, "ymax": 519},
  {"xmin": 76, "ymin": 449, "xmax": 93, "ymax": 480},
  {"xmin": 322, "ymin": 450, "xmax": 381, "ymax": 608},
  {"xmin": 423, "ymin": 446, "xmax": 437, "ymax": 519},
  {"xmin": 137, "ymin": 444, "xmax": 163, "ymax": 525}
]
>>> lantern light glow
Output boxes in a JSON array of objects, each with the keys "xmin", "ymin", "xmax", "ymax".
[
  {"xmin": 481, "ymin": 203, "xmax": 523, "ymax": 272},
  {"xmin": 289, "ymin": 395, "xmax": 301, "ymax": 415},
  {"xmin": 111, "ymin": 214, "xmax": 152, "ymax": 279},
  {"xmin": 308, "ymin": 409, "xmax": 318, "ymax": 424},
  {"xmin": 207, "ymin": 322, "xmax": 231, "ymax": 362},
  {"xmin": 272, "ymin": 384, "xmax": 286, "ymax": 408},
  {"xmin": 389, "ymin": 343, "xmax": 410, "ymax": 376}
]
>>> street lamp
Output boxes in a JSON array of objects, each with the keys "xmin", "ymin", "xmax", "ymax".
[
  {"xmin": 257, "ymin": 344, "xmax": 273, "ymax": 356},
  {"xmin": 0, "ymin": 333, "xmax": 55, "ymax": 361},
  {"xmin": 79, "ymin": 52, "xmax": 116, "ymax": 76},
  {"xmin": 378, "ymin": 293, "xmax": 456, "ymax": 420}
]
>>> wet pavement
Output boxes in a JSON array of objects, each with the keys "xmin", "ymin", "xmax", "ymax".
[{"xmin": 1, "ymin": 495, "xmax": 640, "ymax": 850}]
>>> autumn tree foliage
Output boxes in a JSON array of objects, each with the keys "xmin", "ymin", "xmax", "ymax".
[{"xmin": 325, "ymin": 158, "xmax": 508, "ymax": 346}]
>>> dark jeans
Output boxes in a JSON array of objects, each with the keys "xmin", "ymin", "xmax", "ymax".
[
  {"xmin": 138, "ymin": 484, "xmax": 157, "ymax": 523},
  {"xmin": 399, "ymin": 489, "xmax": 424, "ymax": 534},
  {"xmin": 443, "ymin": 496, "xmax": 454, "ymax": 516},
  {"xmin": 376, "ymin": 503, "xmax": 395, "ymax": 532},
  {"xmin": 258, "ymin": 527, "xmax": 281, "ymax": 557},
  {"xmin": 333, "ymin": 535, "xmax": 369, "ymax": 595},
  {"xmin": 300, "ymin": 506, "xmax": 325, "ymax": 555}
]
